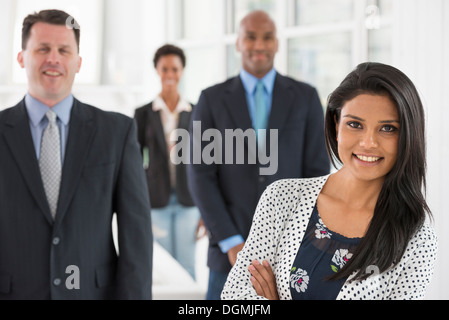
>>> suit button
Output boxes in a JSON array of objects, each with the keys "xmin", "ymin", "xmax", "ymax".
[
  {"xmin": 53, "ymin": 278, "xmax": 61, "ymax": 286},
  {"xmin": 258, "ymin": 176, "xmax": 266, "ymax": 183},
  {"xmin": 52, "ymin": 237, "xmax": 60, "ymax": 245}
]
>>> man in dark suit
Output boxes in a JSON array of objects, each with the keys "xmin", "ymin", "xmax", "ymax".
[
  {"xmin": 0, "ymin": 10, "xmax": 152, "ymax": 299},
  {"xmin": 187, "ymin": 10, "xmax": 330, "ymax": 299}
]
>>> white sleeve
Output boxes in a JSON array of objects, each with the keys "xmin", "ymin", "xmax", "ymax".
[
  {"xmin": 386, "ymin": 223, "xmax": 438, "ymax": 300},
  {"xmin": 221, "ymin": 180, "xmax": 297, "ymax": 300}
]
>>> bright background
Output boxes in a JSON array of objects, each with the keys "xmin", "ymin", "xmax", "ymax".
[{"xmin": 0, "ymin": 0, "xmax": 447, "ymax": 300}]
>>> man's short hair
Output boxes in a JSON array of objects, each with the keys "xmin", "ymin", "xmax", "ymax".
[{"xmin": 21, "ymin": 9, "xmax": 80, "ymax": 52}]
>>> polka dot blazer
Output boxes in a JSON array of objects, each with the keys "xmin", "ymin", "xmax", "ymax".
[{"xmin": 221, "ymin": 175, "xmax": 438, "ymax": 300}]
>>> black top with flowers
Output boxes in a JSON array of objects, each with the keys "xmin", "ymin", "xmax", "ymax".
[{"xmin": 290, "ymin": 206, "xmax": 361, "ymax": 300}]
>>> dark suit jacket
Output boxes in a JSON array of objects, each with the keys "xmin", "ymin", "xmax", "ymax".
[
  {"xmin": 187, "ymin": 73, "xmax": 330, "ymax": 273},
  {"xmin": 0, "ymin": 98, "xmax": 153, "ymax": 300},
  {"xmin": 134, "ymin": 102, "xmax": 195, "ymax": 208}
]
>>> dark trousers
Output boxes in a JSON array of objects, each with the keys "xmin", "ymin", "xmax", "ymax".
[{"xmin": 206, "ymin": 269, "xmax": 229, "ymax": 300}]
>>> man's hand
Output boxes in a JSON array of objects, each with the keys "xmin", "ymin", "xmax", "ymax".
[
  {"xmin": 195, "ymin": 218, "xmax": 207, "ymax": 240},
  {"xmin": 248, "ymin": 260, "xmax": 279, "ymax": 300}
]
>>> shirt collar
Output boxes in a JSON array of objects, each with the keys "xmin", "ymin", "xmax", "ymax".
[
  {"xmin": 25, "ymin": 93, "xmax": 73, "ymax": 127},
  {"xmin": 152, "ymin": 95, "xmax": 192, "ymax": 113},
  {"xmin": 239, "ymin": 68, "xmax": 277, "ymax": 95}
]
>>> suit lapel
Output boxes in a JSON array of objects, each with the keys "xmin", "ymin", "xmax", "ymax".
[
  {"xmin": 223, "ymin": 76, "xmax": 258, "ymax": 160},
  {"xmin": 54, "ymin": 99, "xmax": 96, "ymax": 226},
  {"xmin": 147, "ymin": 106, "xmax": 168, "ymax": 159},
  {"xmin": 223, "ymin": 77, "xmax": 253, "ymax": 131},
  {"xmin": 267, "ymin": 74, "xmax": 295, "ymax": 133},
  {"xmin": 3, "ymin": 100, "xmax": 54, "ymax": 224},
  {"xmin": 178, "ymin": 110, "xmax": 191, "ymax": 131}
]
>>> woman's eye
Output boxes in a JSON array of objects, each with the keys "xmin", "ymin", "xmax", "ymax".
[
  {"xmin": 381, "ymin": 125, "xmax": 398, "ymax": 132},
  {"xmin": 347, "ymin": 121, "xmax": 361, "ymax": 129}
]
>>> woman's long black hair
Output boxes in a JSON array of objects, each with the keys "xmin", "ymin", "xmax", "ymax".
[{"xmin": 325, "ymin": 62, "xmax": 432, "ymax": 281}]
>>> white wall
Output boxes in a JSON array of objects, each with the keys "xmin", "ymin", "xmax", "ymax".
[{"xmin": 391, "ymin": 0, "xmax": 449, "ymax": 300}]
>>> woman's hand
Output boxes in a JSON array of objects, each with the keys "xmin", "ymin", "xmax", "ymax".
[{"xmin": 248, "ymin": 260, "xmax": 279, "ymax": 300}]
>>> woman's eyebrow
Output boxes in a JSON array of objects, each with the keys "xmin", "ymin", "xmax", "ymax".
[
  {"xmin": 343, "ymin": 114, "xmax": 399, "ymax": 124},
  {"xmin": 378, "ymin": 120, "xmax": 400, "ymax": 124},
  {"xmin": 343, "ymin": 114, "xmax": 364, "ymax": 121}
]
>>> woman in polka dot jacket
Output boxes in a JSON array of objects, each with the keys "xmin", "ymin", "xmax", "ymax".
[{"xmin": 221, "ymin": 62, "xmax": 438, "ymax": 300}]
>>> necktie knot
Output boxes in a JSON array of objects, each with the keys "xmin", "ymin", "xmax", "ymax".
[
  {"xmin": 46, "ymin": 110, "xmax": 57, "ymax": 124},
  {"xmin": 255, "ymin": 80, "xmax": 265, "ymax": 95}
]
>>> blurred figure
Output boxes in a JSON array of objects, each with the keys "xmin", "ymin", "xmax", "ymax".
[
  {"xmin": 134, "ymin": 44, "xmax": 201, "ymax": 280},
  {"xmin": 187, "ymin": 10, "xmax": 330, "ymax": 299},
  {"xmin": 0, "ymin": 9, "xmax": 153, "ymax": 299}
]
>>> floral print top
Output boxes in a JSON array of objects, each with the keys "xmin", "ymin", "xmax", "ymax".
[{"xmin": 290, "ymin": 205, "xmax": 361, "ymax": 300}]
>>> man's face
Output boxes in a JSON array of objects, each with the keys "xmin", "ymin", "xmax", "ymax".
[
  {"xmin": 17, "ymin": 22, "xmax": 82, "ymax": 106},
  {"xmin": 236, "ymin": 13, "xmax": 278, "ymax": 78}
]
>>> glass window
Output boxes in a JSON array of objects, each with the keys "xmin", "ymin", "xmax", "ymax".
[
  {"xmin": 290, "ymin": 0, "xmax": 354, "ymax": 26},
  {"xmin": 288, "ymin": 32, "xmax": 352, "ymax": 106},
  {"xmin": 368, "ymin": 27, "xmax": 392, "ymax": 64},
  {"xmin": 0, "ymin": 1, "xmax": 14, "ymax": 86},
  {"xmin": 180, "ymin": 46, "xmax": 223, "ymax": 104},
  {"xmin": 179, "ymin": 0, "xmax": 223, "ymax": 40},
  {"xmin": 376, "ymin": 0, "xmax": 393, "ymax": 17},
  {"xmin": 228, "ymin": 0, "xmax": 276, "ymax": 34},
  {"xmin": 226, "ymin": 44, "xmax": 241, "ymax": 77},
  {"xmin": 365, "ymin": 0, "xmax": 393, "ymax": 64}
]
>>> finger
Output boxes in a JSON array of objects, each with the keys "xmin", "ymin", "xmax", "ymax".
[
  {"xmin": 251, "ymin": 261, "xmax": 274, "ymax": 296},
  {"xmin": 262, "ymin": 260, "xmax": 276, "ymax": 283},
  {"xmin": 262, "ymin": 261, "xmax": 279, "ymax": 300},
  {"xmin": 252, "ymin": 260, "xmax": 273, "ymax": 284},
  {"xmin": 253, "ymin": 260, "xmax": 278, "ymax": 299},
  {"xmin": 250, "ymin": 274, "xmax": 264, "ymax": 296},
  {"xmin": 248, "ymin": 265, "xmax": 266, "ymax": 297}
]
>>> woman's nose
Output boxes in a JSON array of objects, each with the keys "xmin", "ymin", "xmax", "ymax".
[{"xmin": 359, "ymin": 131, "xmax": 378, "ymax": 149}]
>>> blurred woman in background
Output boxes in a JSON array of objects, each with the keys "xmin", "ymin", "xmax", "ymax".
[{"xmin": 134, "ymin": 44, "xmax": 202, "ymax": 280}]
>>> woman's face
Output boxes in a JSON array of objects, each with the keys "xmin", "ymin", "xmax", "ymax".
[
  {"xmin": 156, "ymin": 54, "xmax": 184, "ymax": 91},
  {"xmin": 336, "ymin": 93, "xmax": 400, "ymax": 183}
]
